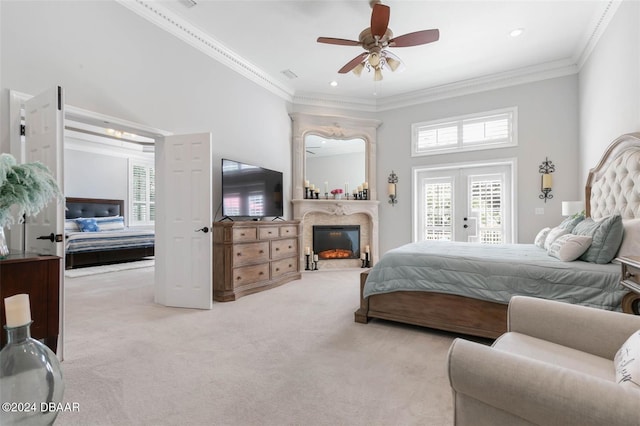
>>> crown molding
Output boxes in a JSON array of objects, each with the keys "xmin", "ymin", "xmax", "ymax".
[
  {"xmin": 114, "ymin": 0, "xmax": 295, "ymax": 102},
  {"xmin": 574, "ymin": 0, "xmax": 622, "ymax": 69},
  {"xmin": 116, "ymin": 0, "xmax": 618, "ymax": 113}
]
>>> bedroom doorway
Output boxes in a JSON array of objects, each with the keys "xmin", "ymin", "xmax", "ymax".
[{"xmin": 413, "ymin": 160, "xmax": 516, "ymax": 244}]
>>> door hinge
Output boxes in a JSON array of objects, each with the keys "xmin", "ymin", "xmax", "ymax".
[{"xmin": 20, "ymin": 124, "xmax": 26, "ymax": 136}]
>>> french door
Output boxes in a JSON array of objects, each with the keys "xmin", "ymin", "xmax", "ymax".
[{"xmin": 414, "ymin": 162, "xmax": 514, "ymax": 244}]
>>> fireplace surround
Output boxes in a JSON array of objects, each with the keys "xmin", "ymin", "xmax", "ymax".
[{"xmin": 290, "ymin": 113, "xmax": 381, "ymax": 270}]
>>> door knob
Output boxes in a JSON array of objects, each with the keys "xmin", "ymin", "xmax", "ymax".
[
  {"xmin": 195, "ymin": 227, "xmax": 210, "ymax": 233},
  {"xmin": 463, "ymin": 225, "xmax": 468, "ymax": 229},
  {"xmin": 37, "ymin": 233, "xmax": 55, "ymax": 242}
]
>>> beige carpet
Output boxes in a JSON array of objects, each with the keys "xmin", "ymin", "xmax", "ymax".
[{"xmin": 56, "ymin": 267, "xmax": 457, "ymax": 426}]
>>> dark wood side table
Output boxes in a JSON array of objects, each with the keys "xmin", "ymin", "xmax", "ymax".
[
  {"xmin": 616, "ymin": 256, "xmax": 640, "ymax": 315},
  {"xmin": 0, "ymin": 253, "xmax": 61, "ymax": 353}
]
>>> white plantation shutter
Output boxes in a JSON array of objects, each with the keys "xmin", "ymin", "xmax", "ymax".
[
  {"xmin": 422, "ymin": 178, "xmax": 453, "ymax": 241},
  {"xmin": 412, "ymin": 107, "xmax": 516, "ymax": 156},
  {"xmin": 130, "ymin": 161, "xmax": 155, "ymax": 225},
  {"xmin": 469, "ymin": 175, "xmax": 504, "ymax": 244}
]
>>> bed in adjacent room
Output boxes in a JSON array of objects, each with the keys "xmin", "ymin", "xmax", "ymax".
[
  {"xmin": 65, "ymin": 197, "xmax": 155, "ymax": 269},
  {"xmin": 355, "ymin": 132, "xmax": 640, "ymax": 338}
]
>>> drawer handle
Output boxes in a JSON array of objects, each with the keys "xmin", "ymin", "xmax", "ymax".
[
  {"xmin": 275, "ymin": 247, "xmax": 280, "ymax": 251},
  {"xmin": 236, "ymin": 253, "xmax": 242, "ymax": 256},
  {"xmin": 240, "ymin": 233, "xmax": 245, "ymax": 236},
  {"xmin": 268, "ymin": 231, "xmax": 273, "ymax": 234},
  {"xmin": 289, "ymin": 264, "xmax": 292, "ymax": 268},
  {"xmin": 259, "ymin": 271, "xmax": 264, "ymax": 275},
  {"xmin": 288, "ymin": 245, "xmax": 292, "ymax": 249},
  {"xmin": 259, "ymin": 250, "xmax": 264, "ymax": 254},
  {"xmin": 236, "ymin": 276, "xmax": 241, "ymax": 280},
  {"xmin": 625, "ymin": 271, "xmax": 636, "ymax": 279},
  {"xmin": 276, "ymin": 268, "xmax": 280, "ymax": 272}
]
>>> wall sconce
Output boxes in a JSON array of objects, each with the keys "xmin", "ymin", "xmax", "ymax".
[
  {"xmin": 538, "ymin": 157, "xmax": 555, "ymax": 203},
  {"xmin": 388, "ymin": 170, "xmax": 398, "ymax": 206}
]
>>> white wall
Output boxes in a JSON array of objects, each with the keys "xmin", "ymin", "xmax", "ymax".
[
  {"xmin": 0, "ymin": 1, "xmax": 293, "ymax": 218},
  {"xmin": 374, "ymin": 76, "xmax": 579, "ymax": 253},
  {"xmin": 578, "ymin": 0, "xmax": 640, "ymax": 188},
  {"xmin": 64, "ymin": 149, "xmax": 128, "ymax": 200}
]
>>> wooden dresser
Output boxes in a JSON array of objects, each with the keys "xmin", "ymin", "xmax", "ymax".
[
  {"xmin": 0, "ymin": 253, "xmax": 61, "ymax": 352},
  {"xmin": 213, "ymin": 221, "xmax": 301, "ymax": 301}
]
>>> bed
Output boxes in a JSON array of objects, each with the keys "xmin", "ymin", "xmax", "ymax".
[
  {"xmin": 65, "ymin": 197, "xmax": 155, "ymax": 269},
  {"xmin": 355, "ymin": 133, "xmax": 640, "ymax": 338}
]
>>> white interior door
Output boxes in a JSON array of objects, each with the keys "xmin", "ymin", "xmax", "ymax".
[
  {"xmin": 23, "ymin": 86, "xmax": 65, "ymax": 360},
  {"xmin": 155, "ymin": 133, "xmax": 212, "ymax": 309},
  {"xmin": 24, "ymin": 87, "xmax": 65, "ymax": 257}
]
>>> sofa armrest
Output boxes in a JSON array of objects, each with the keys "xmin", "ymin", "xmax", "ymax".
[
  {"xmin": 508, "ymin": 296, "xmax": 640, "ymax": 359},
  {"xmin": 448, "ymin": 339, "xmax": 640, "ymax": 426}
]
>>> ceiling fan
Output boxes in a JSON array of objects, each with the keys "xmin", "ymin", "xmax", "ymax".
[{"xmin": 317, "ymin": 0, "xmax": 439, "ymax": 81}]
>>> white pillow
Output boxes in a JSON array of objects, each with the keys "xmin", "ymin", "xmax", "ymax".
[
  {"xmin": 534, "ymin": 227, "xmax": 551, "ymax": 248},
  {"xmin": 547, "ymin": 234, "xmax": 592, "ymax": 261},
  {"xmin": 614, "ymin": 329, "xmax": 640, "ymax": 388},
  {"xmin": 544, "ymin": 227, "xmax": 568, "ymax": 250},
  {"xmin": 616, "ymin": 218, "xmax": 640, "ymax": 258}
]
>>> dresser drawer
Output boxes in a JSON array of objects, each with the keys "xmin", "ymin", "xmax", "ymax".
[
  {"xmin": 623, "ymin": 263, "xmax": 640, "ymax": 286},
  {"xmin": 258, "ymin": 226, "xmax": 279, "ymax": 239},
  {"xmin": 279, "ymin": 225, "xmax": 298, "ymax": 237},
  {"xmin": 233, "ymin": 227, "xmax": 257, "ymax": 242},
  {"xmin": 233, "ymin": 241, "xmax": 269, "ymax": 266},
  {"xmin": 271, "ymin": 238, "xmax": 297, "ymax": 259},
  {"xmin": 233, "ymin": 263, "xmax": 269, "ymax": 287},
  {"xmin": 271, "ymin": 257, "xmax": 298, "ymax": 278}
]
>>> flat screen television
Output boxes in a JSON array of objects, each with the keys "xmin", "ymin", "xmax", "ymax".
[{"xmin": 221, "ymin": 159, "xmax": 284, "ymax": 219}]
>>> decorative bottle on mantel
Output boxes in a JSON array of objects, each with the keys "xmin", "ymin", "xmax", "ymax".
[{"xmin": 0, "ymin": 294, "xmax": 65, "ymax": 426}]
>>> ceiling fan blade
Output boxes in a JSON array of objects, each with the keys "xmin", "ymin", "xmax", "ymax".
[
  {"xmin": 390, "ymin": 29, "xmax": 440, "ymax": 47},
  {"xmin": 370, "ymin": 3, "xmax": 390, "ymax": 38},
  {"xmin": 317, "ymin": 37, "xmax": 361, "ymax": 46},
  {"xmin": 338, "ymin": 52, "xmax": 369, "ymax": 74}
]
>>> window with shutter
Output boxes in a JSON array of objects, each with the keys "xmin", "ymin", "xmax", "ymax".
[
  {"xmin": 412, "ymin": 107, "xmax": 517, "ymax": 156},
  {"xmin": 129, "ymin": 161, "xmax": 155, "ymax": 226}
]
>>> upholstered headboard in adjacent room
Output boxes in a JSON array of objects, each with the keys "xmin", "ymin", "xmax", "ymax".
[{"xmin": 65, "ymin": 198, "xmax": 124, "ymax": 219}]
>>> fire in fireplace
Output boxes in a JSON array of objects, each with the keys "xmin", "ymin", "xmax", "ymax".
[{"xmin": 313, "ymin": 225, "xmax": 361, "ymax": 260}]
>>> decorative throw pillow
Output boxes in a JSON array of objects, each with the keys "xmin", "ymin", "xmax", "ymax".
[
  {"xmin": 616, "ymin": 218, "xmax": 640, "ymax": 259},
  {"xmin": 95, "ymin": 216, "xmax": 125, "ymax": 231},
  {"xmin": 534, "ymin": 227, "xmax": 551, "ymax": 248},
  {"xmin": 558, "ymin": 214, "xmax": 585, "ymax": 232},
  {"xmin": 573, "ymin": 215, "xmax": 624, "ymax": 264},
  {"xmin": 547, "ymin": 234, "xmax": 592, "ymax": 261},
  {"xmin": 614, "ymin": 329, "xmax": 640, "ymax": 388},
  {"xmin": 544, "ymin": 227, "xmax": 568, "ymax": 250},
  {"xmin": 75, "ymin": 218, "xmax": 100, "ymax": 232}
]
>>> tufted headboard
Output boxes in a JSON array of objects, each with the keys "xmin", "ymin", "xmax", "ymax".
[
  {"xmin": 586, "ymin": 133, "xmax": 640, "ymax": 220},
  {"xmin": 65, "ymin": 197, "xmax": 124, "ymax": 219}
]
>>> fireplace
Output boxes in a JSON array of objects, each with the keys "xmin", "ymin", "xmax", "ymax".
[{"xmin": 313, "ymin": 225, "xmax": 360, "ymax": 260}]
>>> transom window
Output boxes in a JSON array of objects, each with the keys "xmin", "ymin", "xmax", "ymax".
[{"xmin": 412, "ymin": 107, "xmax": 517, "ymax": 156}]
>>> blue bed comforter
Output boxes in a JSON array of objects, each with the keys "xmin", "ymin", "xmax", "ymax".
[{"xmin": 364, "ymin": 241, "xmax": 625, "ymax": 311}]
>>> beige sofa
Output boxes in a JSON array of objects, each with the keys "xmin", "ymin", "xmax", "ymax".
[{"xmin": 447, "ymin": 296, "xmax": 640, "ymax": 426}]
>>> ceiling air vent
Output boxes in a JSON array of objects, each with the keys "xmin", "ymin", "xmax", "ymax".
[{"xmin": 281, "ymin": 69, "xmax": 298, "ymax": 80}]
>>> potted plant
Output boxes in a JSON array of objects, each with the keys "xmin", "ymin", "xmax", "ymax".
[{"xmin": 0, "ymin": 153, "xmax": 62, "ymax": 258}]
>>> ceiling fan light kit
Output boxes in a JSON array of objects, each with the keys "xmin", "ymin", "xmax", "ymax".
[{"xmin": 317, "ymin": 1, "xmax": 440, "ymax": 81}]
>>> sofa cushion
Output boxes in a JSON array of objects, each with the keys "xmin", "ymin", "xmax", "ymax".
[
  {"xmin": 492, "ymin": 332, "xmax": 614, "ymax": 382},
  {"xmin": 614, "ymin": 329, "xmax": 640, "ymax": 388}
]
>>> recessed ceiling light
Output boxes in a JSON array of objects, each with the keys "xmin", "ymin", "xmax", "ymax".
[
  {"xmin": 330, "ymin": 81, "xmax": 338, "ymax": 87},
  {"xmin": 510, "ymin": 28, "xmax": 524, "ymax": 38}
]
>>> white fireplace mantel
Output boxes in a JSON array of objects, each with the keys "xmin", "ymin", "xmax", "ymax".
[{"xmin": 292, "ymin": 199, "xmax": 380, "ymax": 265}]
